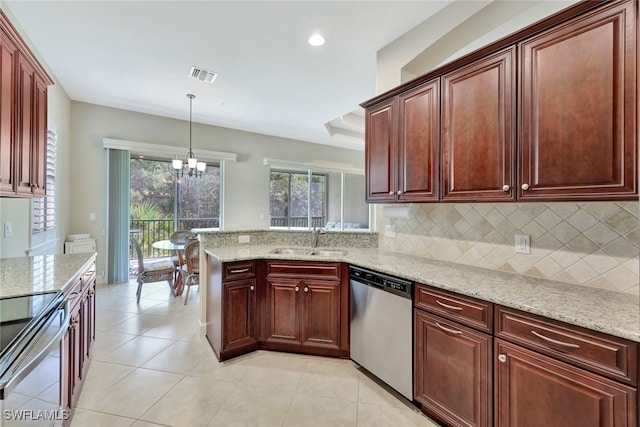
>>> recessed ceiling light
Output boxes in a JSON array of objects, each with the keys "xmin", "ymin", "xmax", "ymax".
[{"xmin": 308, "ymin": 34, "xmax": 325, "ymax": 47}]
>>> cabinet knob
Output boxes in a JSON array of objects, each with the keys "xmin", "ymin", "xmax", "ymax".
[
  {"xmin": 502, "ymin": 184, "xmax": 510, "ymax": 192},
  {"xmin": 0, "ymin": 176, "xmax": 3, "ymax": 182},
  {"xmin": 521, "ymin": 183, "xmax": 530, "ymax": 191},
  {"xmin": 498, "ymin": 354, "xmax": 507, "ymax": 363},
  {"xmin": 304, "ymin": 287, "xmax": 309, "ymax": 293},
  {"xmin": 389, "ymin": 191, "xmax": 394, "ymax": 195},
  {"xmin": 397, "ymin": 190, "xmax": 403, "ymax": 195},
  {"xmin": 250, "ymin": 285, "xmax": 254, "ymax": 291},
  {"xmin": 295, "ymin": 286, "xmax": 299, "ymax": 292}
]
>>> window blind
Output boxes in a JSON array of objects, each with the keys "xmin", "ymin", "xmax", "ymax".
[{"xmin": 32, "ymin": 130, "xmax": 57, "ymax": 234}]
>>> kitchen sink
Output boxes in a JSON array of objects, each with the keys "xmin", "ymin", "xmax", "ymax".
[
  {"xmin": 311, "ymin": 249, "xmax": 348, "ymax": 257},
  {"xmin": 268, "ymin": 248, "xmax": 347, "ymax": 257},
  {"xmin": 269, "ymin": 248, "xmax": 314, "ymax": 256}
]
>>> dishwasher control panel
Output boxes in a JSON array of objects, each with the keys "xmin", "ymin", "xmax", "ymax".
[{"xmin": 349, "ymin": 265, "xmax": 412, "ymax": 299}]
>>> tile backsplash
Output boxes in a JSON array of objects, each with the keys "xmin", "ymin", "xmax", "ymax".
[{"xmin": 378, "ymin": 202, "xmax": 639, "ymax": 295}]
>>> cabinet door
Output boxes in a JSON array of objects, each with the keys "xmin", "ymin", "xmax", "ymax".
[
  {"xmin": 495, "ymin": 339, "xmax": 636, "ymax": 427},
  {"xmin": 15, "ymin": 54, "xmax": 34, "ymax": 196},
  {"xmin": 442, "ymin": 47, "xmax": 515, "ymax": 202},
  {"xmin": 365, "ymin": 98, "xmax": 398, "ymax": 202},
  {"xmin": 519, "ymin": 1, "xmax": 636, "ymax": 200},
  {"xmin": 398, "ymin": 79, "xmax": 440, "ymax": 202},
  {"xmin": 69, "ymin": 309, "xmax": 83, "ymax": 407},
  {"xmin": 265, "ymin": 278, "xmax": 301, "ymax": 344},
  {"xmin": 223, "ymin": 278, "xmax": 258, "ymax": 352},
  {"xmin": 0, "ymin": 30, "xmax": 16, "ymax": 195},
  {"xmin": 30, "ymin": 74, "xmax": 46, "ymax": 197},
  {"xmin": 415, "ymin": 310, "xmax": 492, "ymax": 427},
  {"xmin": 300, "ymin": 279, "xmax": 340, "ymax": 349}
]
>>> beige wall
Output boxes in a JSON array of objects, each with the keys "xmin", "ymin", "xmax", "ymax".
[{"xmin": 69, "ymin": 102, "xmax": 364, "ymax": 280}]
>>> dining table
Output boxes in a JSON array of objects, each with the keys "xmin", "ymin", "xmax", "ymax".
[{"xmin": 152, "ymin": 240, "xmax": 186, "ymax": 295}]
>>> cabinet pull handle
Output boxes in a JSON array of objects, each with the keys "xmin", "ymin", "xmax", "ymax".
[
  {"xmin": 230, "ymin": 268, "xmax": 249, "ymax": 274},
  {"xmin": 521, "ymin": 183, "xmax": 530, "ymax": 191},
  {"xmin": 531, "ymin": 330, "xmax": 580, "ymax": 349},
  {"xmin": 304, "ymin": 287, "xmax": 308, "ymax": 293},
  {"xmin": 435, "ymin": 299, "xmax": 463, "ymax": 311},
  {"xmin": 67, "ymin": 291, "xmax": 80, "ymax": 299},
  {"xmin": 435, "ymin": 322, "xmax": 463, "ymax": 336},
  {"xmin": 295, "ymin": 286, "xmax": 299, "ymax": 292},
  {"xmin": 498, "ymin": 354, "xmax": 507, "ymax": 363},
  {"xmin": 250, "ymin": 285, "xmax": 254, "ymax": 291},
  {"xmin": 0, "ymin": 176, "xmax": 3, "ymax": 182},
  {"xmin": 502, "ymin": 184, "xmax": 510, "ymax": 192}
]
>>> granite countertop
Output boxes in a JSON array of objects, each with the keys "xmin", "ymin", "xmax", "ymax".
[
  {"xmin": 0, "ymin": 253, "xmax": 97, "ymax": 298},
  {"xmin": 205, "ymin": 245, "xmax": 640, "ymax": 343}
]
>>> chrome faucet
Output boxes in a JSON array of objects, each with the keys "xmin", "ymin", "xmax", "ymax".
[{"xmin": 311, "ymin": 227, "xmax": 325, "ymax": 248}]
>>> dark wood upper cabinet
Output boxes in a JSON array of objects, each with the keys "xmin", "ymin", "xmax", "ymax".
[
  {"xmin": 365, "ymin": 79, "xmax": 440, "ymax": 203},
  {"xmin": 398, "ymin": 79, "xmax": 440, "ymax": 202},
  {"xmin": 365, "ymin": 98, "xmax": 397, "ymax": 202},
  {"xmin": 518, "ymin": 0, "xmax": 636, "ymax": 200},
  {"xmin": 442, "ymin": 48, "xmax": 515, "ymax": 202},
  {"xmin": 362, "ymin": 0, "xmax": 637, "ymax": 203},
  {"xmin": 0, "ymin": 29, "xmax": 16, "ymax": 195},
  {"xmin": 0, "ymin": 10, "xmax": 52, "ymax": 198}
]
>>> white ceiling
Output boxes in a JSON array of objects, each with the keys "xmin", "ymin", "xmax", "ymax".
[{"xmin": 5, "ymin": 1, "xmax": 462, "ymax": 151}]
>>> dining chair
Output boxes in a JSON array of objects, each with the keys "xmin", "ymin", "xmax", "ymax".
[
  {"xmin": 179, "ymin": 239, "xmax": 200, "ymax": 305},
  {"xmin": 130, "ymin": 237, "xmax": 175, "ymax": 303},
  {"xmin": 169, "ymin": 230, "xmax": 197, "ymax": 284}
]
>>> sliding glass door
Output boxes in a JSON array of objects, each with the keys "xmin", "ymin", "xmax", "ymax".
[{"xmin": 129, "ymin": 158, "xmax": 220, "ymax": 259}]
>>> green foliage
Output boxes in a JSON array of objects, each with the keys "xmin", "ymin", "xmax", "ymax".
[{"xmin": 130, "ymin": 200, "xmax": 164, "ymax": 220}]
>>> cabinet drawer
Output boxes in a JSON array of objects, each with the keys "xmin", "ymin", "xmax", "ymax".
[
  {"xmin": 64, "ymin": 276, "xmax": 83, "ymax": 308},
  {"xmin": 415, "ymin": 284, "xmax": 493, "ymax": 333},
  {"xmin": 223, "ymin": 261, "xmax": 256, "ymax": 281},
  {"xmin": 495, "ymin": 306, "xmax": 638, "ymax": 386},
  {"xmin": 267, "ymin": 261, "xmax": 341, "ymax": 280}
]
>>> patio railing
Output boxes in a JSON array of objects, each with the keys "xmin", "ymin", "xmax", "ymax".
[
  {"xmin": 130, "ymin": 218, "xmax": 219, "ymax": 259},
  {"xmin": 270, "ymin": 216, "xmax": 325, "ymax": 228}
]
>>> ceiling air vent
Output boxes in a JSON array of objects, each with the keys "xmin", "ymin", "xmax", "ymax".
[{"xmin": 189, "ymin": 66, "xmax": 218, "ymax": 84}]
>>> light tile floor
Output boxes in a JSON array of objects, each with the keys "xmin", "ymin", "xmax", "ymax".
[{"xmin": 71, "ymin": 279, "xmax": 440, "ymax": 427}]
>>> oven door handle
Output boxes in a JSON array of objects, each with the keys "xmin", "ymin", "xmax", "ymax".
[{"xmin": 0, "ymin": 300, "xmax": 70, "ymax": 398}]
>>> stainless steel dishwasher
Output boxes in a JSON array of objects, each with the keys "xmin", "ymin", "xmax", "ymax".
[{"xmin": 349, "ymin": 265, "xmax": 413, "ymax": 400}]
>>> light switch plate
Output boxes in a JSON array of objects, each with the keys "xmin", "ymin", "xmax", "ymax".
[{"xmin": 3, "ymin": 222, "xmax": 12, "ymax": 238}]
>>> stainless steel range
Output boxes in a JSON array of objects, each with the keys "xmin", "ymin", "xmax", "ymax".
[
  {"xmin": 349, "ymin": 265, "xmax": 413, "ymax": 400},
  {"xmin": 0, "ymin": 292, "xmax": 69, "ymax": 426}
]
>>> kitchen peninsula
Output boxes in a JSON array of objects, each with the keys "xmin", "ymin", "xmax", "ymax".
[{"xmin": 201, "ymin": 230, "xmax": 640, "ymax": 427}]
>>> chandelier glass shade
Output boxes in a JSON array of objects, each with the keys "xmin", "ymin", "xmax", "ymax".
[{"xmin": 173, "ymin": 93, "xmax": 206, "ymax": 177}]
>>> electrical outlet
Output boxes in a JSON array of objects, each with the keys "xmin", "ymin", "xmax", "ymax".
[
  {"xmin": 89, "ymin": 212, "xmax": 96, "ymax": 221},
  {"xmin": 515, "ymin": 234, "xmax": 530, "ymax": 254},
  {"xmin": 385, "ymin": 224, "xmax": 396, "ymax": 238},
  {"xmin": 238, "ymin": 235, "xmax": 250, "ymax": 244}
]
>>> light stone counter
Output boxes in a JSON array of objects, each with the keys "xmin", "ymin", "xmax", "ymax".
[
  {"xmin": 0, "ymin": 253, "xmax": 97, "ymax": 298},
  {"xmin": 205, "ymin": 245, "xmax": 640, "ymax": 342}
]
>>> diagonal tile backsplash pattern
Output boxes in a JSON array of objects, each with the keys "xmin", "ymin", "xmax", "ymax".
[{"xmin": 378, "ymin": 202, "xmax": 639, "ymax": 295}]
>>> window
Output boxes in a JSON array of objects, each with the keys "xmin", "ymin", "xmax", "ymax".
[
  {"xmin": 129, "ymin": 158, "xmax": 221, "ymax": 257},
  {"xmin": 269, "ymin": 169, "xmax": 370, "ymax": 231},
  {"xmin": 270, "ymin": 170, "xmax": 326, "ymax": 228},
  {"xmin": 32, "ymin": 129, "xmax": 57, "ymax": 234}
]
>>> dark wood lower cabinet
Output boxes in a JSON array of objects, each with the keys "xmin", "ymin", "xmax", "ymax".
[
  {"xmin": 495, "ymin": 339, "xmax": 637, "ymax": 427},
  {"xmin": 222, "ymin": 277, "xmax": 258, "ymax": 353},
  {"xmin": 207, "ymin": 258, "xmax": 349, "ymax": 361},
  {"xmin": 62, "ymin": 262, "xmax": 96, "ymax": 424},
  {"xmin": 414, "ymin": 309, "xmax": 492, "ymax": 427}
]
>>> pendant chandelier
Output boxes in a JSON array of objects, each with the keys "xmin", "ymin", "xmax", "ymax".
[{"xmin": 173, "ymin": 93, "xmax": 206, "ymax": 178}]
